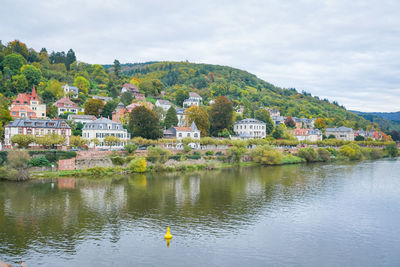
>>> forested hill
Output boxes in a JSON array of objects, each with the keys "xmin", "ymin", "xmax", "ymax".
[
  {"xmin": 351, "ymin": 110, "xmax": 400, "ymax": 133},
  {"xmin": 0, "ymin": 39, "xmax": 372, "ymax": 132},
  {"xmin": 114, "ymin": 61, "xmax": 371, "ymax": 130}
]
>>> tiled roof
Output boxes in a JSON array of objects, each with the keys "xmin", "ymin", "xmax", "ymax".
[
  {"xmin": 173, "ymin": 127, "xmax": 193, "ymax": 131},
  {"xmin": 235, "ymin": 118, "xmax": 265, "ymax": 124},
  {"xmin": 326, "ymin": 126, "xmax": 353, "ymax": 132},
  {"xmin": 83, "ymin": 117, "xmax": 126, "ymax": 131},
  {"xmin": 6, "ymin": 118, "xmax": 70, "ymax": 129},
  {"xmin": 54, "ymin": 97, "xmax": 77, "ymax": 108}
]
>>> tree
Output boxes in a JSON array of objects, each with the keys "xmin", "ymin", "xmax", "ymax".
[
  {"xmin": 69, "ymin": 135, "xmax": 87, "ymax": 148},
  {"xmin": 129, "ymin": 157, "xmax": 147, "ymax": 173},
  {"xmin": 113, "ymin": 59, "xmax": 121, "ymax": 78},
  {"xmin": 164, "ymin": 106, "xmax": 178, "ymax": 129},
  {"xmin": 47, "ymin": 105, "xmax": 58, "ymax": 119},
  {"xmin": 74, "ymin": 76, "xmax": 90, "ymax": 95},
  {"xmin": 91, "ymin": 64, "xmax": 108, "ymax": 84},
  {"xmin": 272, "ymin": 124, "xmax": 284, "ymax": 139},
  {"xmin": 284, "ymin": 116, "xmax": 296, "ymax": 128},
  {"xmin": 230, "ymin": 144, "xmax": 247, "ymax": 164},
  {"xmin": 390, "ymin": 130, "xmax": 400, "ymax": 141},
  {"xmin": 139, "ymin": 78, "xmax": 164, "ymax": 96},
  {"xmin": 102, "ymin": 100, "xmax": 118, "ymax": 119},
  {"xmin": 84, "ymin": 99, "xmax": 104, "ymax": 116},
  {"xmin": 384, "ymin": 143, "xmax": 398, "ymax": 157},
  {"xmin": 254, "ymin": 109, "xmax": 274, "ymax": 135},
  {"xmin": 121, "ymin": 91, "xmax": 133, "ymax": 106},
  {"xmin": 11, "ymin": 74, "xmax": 28, "ymax": 93},
  {"xmin": 209, "ymin": 96, "xmax": 233, "ymax": 136},
  {"xmin": 65, "ymin": 49, "xmax": 76, "ymax": 70},
  {"xmin": 5, "ymin": 40, "xmax": 29, "ymax": 58},
  {"xmin": 11, "ymin": 134, "xmax": 35, "ymax": 148},
  {"xmin": 1, "ymin": 53, "xmax": 26, "ymax": 75},
  {"xmin": 355, "ymin": 135, "xmax": 365, "ymax": 141},
  {"xmin": 251, "ymin": 145, "xmax": 283, "ymax": 165},
  {"xmin": 35, "ymin": 134, "xmax": 65, "ymax": 148},
  {"xmin": 314, "ymin": 118, "xmax": 326, "ymax": 130},
  {"xmin": 128, "ymin": 106, "xmax": 162, "ymax": 139},
  {"xmin": 175, "ymin": 88, "xmax": 189, "ymax": 106},
  {"xmin": 297, "ymin": 147, "xmax": 318, "ymax": 162},
  {"xmin": 91, "ymin": 138, "xmax": 100, "ymax": 148},
  {"xmin": 21, "ymin": 64, "xmax": 42, "ymax": 88},
  {"xmin": 104, "ymin": 136, "xmax": 121, "ymax": 148},
  {"xmin": 185, "ymin": 105, "xmax": 209, "ymax": 136},
  {"xmin": 147, "ymin": 146, "xmax": 170, "ymax": 164}
]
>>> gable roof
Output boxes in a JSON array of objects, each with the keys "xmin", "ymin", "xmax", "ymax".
[
  {"xmin": 54, "ymin": 97, "xmax": 77, "ymax": 108},
  {"xmin": 6, "ymin": 118, "xmax": 70, "ymax": 129}
]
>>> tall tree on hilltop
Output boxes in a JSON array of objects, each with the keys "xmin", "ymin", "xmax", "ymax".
[
  {"xmin": 113, "ymin": 59, "xmax": 121, "ymax": 78},
  {"xmin": 185, "ymin": 105, "xmax": 209, "ymax": 136},
  {"xmin": 209, "ymin": 96, "xmax": 233, "ymax": 136},
  {"xmin": 84, "ymin": 99, "xmax": 104, "ymax": 116},
  {"xmin": 128, "ymin": 106, "xmax": 162, "ymax": 139},
  {"xmin": 66, "ymin": 49, "xmax": 76, "ymax": 70},
  {"xmin": 164, "ymin": 106, "xmax": 178, "ymax": 129},
  {"xmin": 175, "ymin": 88, "xmax": 189, "ymax": 106}
]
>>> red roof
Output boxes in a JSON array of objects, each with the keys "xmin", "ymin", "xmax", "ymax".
[
  {"xmin": 10, "ymin": 105, "xmax": 36, "ymax": 118},
  {"xmin": 12, "ymin": 85, "xmax": 40, "ymax": 105},
  {"xmin": 123, "ymin": 83, "xmax": 139, "ymax": 92},
  {"xmin": 174, "ymin": 127, "xmax": 193, "ymax": 132},
  {"xmin": 54, "ymin": 97, "xmax": 77, "ymax": 108}
]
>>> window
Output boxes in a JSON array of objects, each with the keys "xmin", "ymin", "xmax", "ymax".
[
  {"xmin": 12, "ymin": 112, "xmax": 17, "ymax": 116},
  {"xmin": 18, "ymin": 128, "xmax": 23, "ymax": 134},
  {"xmin": 27, "ymin": 129, "xmax": 32, "ymax": 134},
  {"xmin": 187, "ymin": 133, "xmax": 190, "ymax": 137},
  {"xmin": 194, "ymin": 133, "xmax": 198, "ymax": 138},
  {"xmin": 178, "ymin": 133, "xmax": 182, "ymax": 137}
]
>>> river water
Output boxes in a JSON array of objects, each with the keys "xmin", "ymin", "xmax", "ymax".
[{"xmin": 0, "ymin": 159, "xmax": 400, "ymax": 266}]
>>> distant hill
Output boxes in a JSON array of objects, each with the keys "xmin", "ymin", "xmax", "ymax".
[{"xmin": 351, "ymin": 110, "xmax": 400, "ymax": 133}]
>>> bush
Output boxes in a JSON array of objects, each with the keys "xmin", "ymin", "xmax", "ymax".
[
  {"xmin": 383, "ymin": 143, "xmax": 398, "ymax": 157},
  {"xmin": 338, "ymin": 144, "xmax": 363, "ymax": 160},
  {"xmin": 169, "ymin": 154, "xmax": 182, "ymax": 161},
  {"xmin": 129, "ymin": 157, "xmax": 147, "ymax": 173},
  {"xmin": 111, "ymin": 156, "xmax": 125, "ymax": 166},
  {"xmin": 215, "ymin": 151, "xmax": 223, "ymax": 156},
  {"xmin": 186, "ymin": 154, "xmax": 202, "ymax": 160},
  {"xmin": 317, "ymin": 148, "xmax": 331, "ymax": 162},
  {"xmin": 205, "ymin": 150, "xmax": 214, "ymax": 156},
  {"xmin": 28, "ymin": 151, "xmax": 76, "ymax": 163},
  {"xmin": 125, "ymin": 155, "xmax": 136, "ymax": 163},
  {"xmin": 124, "ymin": 143, "xmax": 138, "ymax": 154},
  {"xmin": 147, "ymin": 146, "xmax": 170, "ymax": 163},
  {"xmin": 86, "ymin": 167, "xmax": 107, "ymax": 176},
  {"xmin": 183, "ymin": 145, "xmax": 192, "ymax": 153},
  {"xmin": 29, "ymin": 156, "xmax": 51, "ymax": 167},
  {"xmin": 369, "ymin": 148, "xmax": 383, "ymax": 159},
  {"xmin": 229, "ymin": 146, "xmax": 247, "ymax": 163},
  {"xmin": 297, "ymin": 147, "xmax": 318, "ymax": 162},
  {"xmin": 281, "ymin": 154, "xmax": 305, "ymax": 164},
  {"xmin": 0, "ymin": 151, "xmax": 7, "ymax": 166},
  {"xmin": 251, "ymin": 145, "xmax": 283, "ymax": 165},
  {"xmin": 6, "ymin": 150, "xmax": 30, "ymax": 181}
]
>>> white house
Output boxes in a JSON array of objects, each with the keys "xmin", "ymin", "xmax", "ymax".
[
  {"xmin": 163, "ymin": 122, "xmax": 201, "ymax": 149},
  {"xmin": 234, "ymin": 118, "xmax": 266, "ymax": 139},
  {"xmin": 67, "ymin": 114, "xmax": 96, "ymax": 124},
  {"xmin": 183, "ymin": 92, "xmax": 202, "ymax": 107},
  {"xmin": 155, "ymin": 99, "xmax": 173, "ymax": 112},
  {"xmin": 82, "ymin": 118, "xmax": 130, "ymax": 148},
  {"xmin": 325, "ymin": 126, "xmax": 355, "ymax": 141},
  {"xmin": 62, "ymin": 84, "xmax": 79, "ymax": 97},
  {"xmin": 53, "ymin": 97, "xmax": 84, "ymax": 116},
  {"xmin": 291, "ymin": 128, "xmax": 322, "ymax": 142},
  {"xmin": 4, "ymin": 118, "xmax": 71, "ymax": 147},
  {"xmin": 175, "ymin": 108, "xmax": 187, "ymax": 127}
]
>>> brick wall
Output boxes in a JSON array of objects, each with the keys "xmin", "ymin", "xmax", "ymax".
[
  {"xmin": 76, "ymin": 150, "xmax": 114, "ymax": 159},
  {"xmin": 58, "ymin": 158, "xmax": 76, "ymax": 170}
]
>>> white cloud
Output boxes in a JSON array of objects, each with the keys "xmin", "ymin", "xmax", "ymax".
[{"xmin": 1, "ymin": 0, "xmax": 400, "ymax": 111}]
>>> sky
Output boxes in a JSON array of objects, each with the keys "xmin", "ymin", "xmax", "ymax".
[{"xmin": 1, "ymin": 0, "xmax": 400, "ymax": 112}]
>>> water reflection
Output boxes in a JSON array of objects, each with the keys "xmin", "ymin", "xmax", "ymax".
[{"xmin": 0, "ymin": 160, "xmax": 399, "ymax": 266}]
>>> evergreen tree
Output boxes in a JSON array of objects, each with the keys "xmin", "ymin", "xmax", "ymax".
[
  {"xmin": 113, "ymin": 59, "xmax": 121, "ymax": 78},
  {"xmin": 164, "ymin": 106, "xmax": 178, "ymax": 129},
  {"xmin": 254, "ymin": 109, "xmax": 274, "ymax": 135},
  {"xmin": 209, "ymin": 96, "xmax": 233, "ymax": 136},
  {"xmin": 66, "ymin": 49, "xmax": 76, "ymax": 70}
]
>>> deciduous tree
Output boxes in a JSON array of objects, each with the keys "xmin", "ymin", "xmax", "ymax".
[
  {"xmin": 254, "ymin": 109, "xmax": 274, "ymax": 135},
  {"xmin": 128, "ymin": 106, "xmax": 162, "ymax": 139},
  {"xmin": 185, "ymin": 105, "xmax": 209, "ymax": 136},
  {"xmin": 84, "ymin": 99, "xmax": 104, "ymax": 116},
  {"xmin": 209, "ymin": 96, "xmax": 233, "ymax": 136}
]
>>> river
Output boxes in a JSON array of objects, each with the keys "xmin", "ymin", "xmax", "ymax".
[{"xmin": 0, "ymin": 159, "xmax": 400, "ymax": 266}]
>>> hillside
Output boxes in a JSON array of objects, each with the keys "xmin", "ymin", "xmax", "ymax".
[
  {"xmin": 0, "ymin": 40, "xmax": 373, "ymax": 133},
  {"xmin": 351, "ymin": 110, "xmax": 400, "ymax": 133}
]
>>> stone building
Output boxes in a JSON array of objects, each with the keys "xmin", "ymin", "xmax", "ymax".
[{"xmin": 233, "ymin": 118, "xmax": 266, "ymax": 139}]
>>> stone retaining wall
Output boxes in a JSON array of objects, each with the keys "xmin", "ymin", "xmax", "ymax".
[{"xmin": 58, "ymin": 158, "xmax": 76, "ymax": 170}]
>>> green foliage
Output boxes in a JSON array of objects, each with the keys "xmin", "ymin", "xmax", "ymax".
[
  {"xmin": 297, "ymin": 147, "xmax": 318, "ymax": 162},
  {"xmin": 28, "ymin": 150, "xmax": 76, "ymax": 162},
  {"xmin": 230, "ymin": 145, "xmax": 247, "ymax": 163},
  {"xmin": 29, "ymin": 156, "xmax": 51, "ymax": 167},
  {"xmin": 84, "ymin": 98, "xmax": 104, "ymax": 116},
  {"xmin": 1, "ymin": 53, "xmax": 26, "ymax": 75},
  {"xmin": 86, "ymin": 167, "xmax": 107, "ymax": 176},
  {"xmin": 121, "ymin": 91, "xmax": 133, "ymax": 106},
  {"xmin": 383, "ymin": 143, "xmax": 398, "ymax": 157},
  {"xmin": 3, "ymin": 150, "xmax": 30, "ymax": 181},
  {"xmin": 205, "ymin": 150, "xmax": 214, "ymax": 155},
  {"xmin": 139, "ymin": 78, "xmax": 164, "ymax": 96},
  {"xmin": 74, "ymin": 76, "xmax": 90, "ymax": 95},
  {"xmin": 129, "ymin": 157, "xmax": 147, "ymax": 173},
  {"xmin": 175, "ymin": 88, "xmax": 189, "ymax": 106},
  {"xmin": 317, "ymin": 148, "xmax": 331, "ymax": 162},
  {"xmin": 355, "ymin": 135, "xmax": 365, "ymax": 141},
  {"xmin": 186, "ymin": 154, "xmax": 202, "ymax": 160},
  {"xmin": 124, "ymin": 143, "xmax": 138, "ymax": 154},
  {"xmin": 102, "ymin": 100, "xmax": 118, "ymax": 118},
  {"xmin": 21, "ymin": 64, "xmax": 41, "ymax": 88},
  {"xmin": 128, "ymin": 106, "xmax": 162, "ymax": 139},
  {"xmin": 251, "ymin": 145, "xmax": 283, "ymax": 165},
  {"xmin": 147, "ymin": 146, "xmax": 170, "ymax": 163},
  {"xmin": 254, "ymin": 109, "xmax": 274, "ymax": 134},
  {"xmin": 281, "ymin": 154, "xmax": 305, "ymax": 164},
  {"xmin": 183, "ymin": 145, "xmax": 192, "ymax": 153},
  {"xmin": 338, "ymin": 144, "xmax": 363, "ymax": 160},
  {"xmin": 11, "ymin": 134, "xmax": 35, "ymax": 148},
  {"xmin": 69, "ymin": 135, "xmax": 87, "ymax": 148},
  {"xmin": 185, "ymin": 105, "xmax": 209, "ymax": 136},
  {"xmin": 209, "ymin": 96, "xmax": 233, "ymax": 136},
  {"xmin": 164, "ymin": 106, "xmax": 178, "ymax": 129},
  {"xmin": 111, "ymin": 156, "xmax": 125, "ymax": 166}
]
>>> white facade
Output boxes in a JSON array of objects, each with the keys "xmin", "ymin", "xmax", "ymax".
[
  {"xmin": 234, "ymin": 118, "xmax": 266, "ymax": 139},
  {"xmin": 175, "ymin": 108, "xmax": 187, "ymax": 127},
  {"xmin": 163, "ymin": 122, "xmax": 201, "ymax": 149},
  {"xmin": 82, "ymin": 118, "xmax": 130, "ymax": 148},
  {"xmin": 325, "ymin": 126, "xmax": 355, "ymax": 141},
  {"xmin": 62, "ymin": 84, "xmax": 79, "ymax": 97},
  {"xmin": 67, "ymin": 114, "xmax": 96, "ymax": 124},
  {"xmin": 155, "ymin": 100, "xmax": 172, "ymax": 112},
  {"xmin": 291, "ymin": 128, "xmax": 323, "ymax": 142}
]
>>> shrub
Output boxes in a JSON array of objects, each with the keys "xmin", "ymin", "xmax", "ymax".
[
  {"xmin": 0, "ymin": 151, "xmax": 7, "ymax": 166},
  {"xmin": 29, "ymin": 156, "xmax": 51, "ymax": 167},
  {"xmin": 229, "ymin": 146, "xmax": 247, "ymax": 163},
  {"xmin": 125, "ymin": 155, "xmax": 136, "ymax": 163},
  {"xmin": 205, "ymin": 150, "xmax": 214, "ymax": 156},
  {"xmin": 317, "ymin": 148, "xmax": 331, "ymax": 162},
  {"xmin": 111, "ymin": 156, "xmax": 125, "ymax": 166},
  {"xmin": 281, "ymin": 154, "xmax": 305, "ymax": 164},
  {"xmin": 326, "ymin": 148, "xmax": 338, "ymax": 157},
  {"xmin": 369, "ymin": 148, "xmax": 383, "ymax": 159},
  {"xmin": 86, "ymin": 167, "xmax": 107, "ymax": 176},
  {"xmin": 297, "ymin": 147, "xmax": 318, "ymax": 162},
  {"xmin": 6, "ymin": 150, "xmax": 31, "ymax": 181},
  {"xmin": 338, "ymin": 144, "xmax": 363, "ymax": 160},
  {"xmin": 28, "ymin": 151, "xmax": 76, "ymax": 162},
  {"xmin": 129, "ymin": 157, "xmax": 147, "ymax": 173},
  {"xmin": 169, "ymin": 154, "xmax": 182, "ymax": 161},
  {"xmin": 251, "ymin": 145, "xmax": 283, "ymax": 165},
  {"xmin": 147, "ymin": 146, "xmax": 170, "ymax": 163},
  {"xmin": 383, "ymin": 143, "xmax": 398, "ymax": 157},
  {"xmin": 186, "ymin": 154, "xmax": 202, "ymax": 160},
  {"xmin": 124, "ymin": 143, "xmax": 138, "ymax": 154},
  {"xmin": 215, "ymin": 151, "xmax": 223, "ymax": 156},
  {"xmin": 183, "ymin": 145, "xmax": 192, "ymax": 153}
]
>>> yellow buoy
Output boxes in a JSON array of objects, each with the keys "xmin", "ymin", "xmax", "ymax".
[{"xmin": 164, "ymin": 227, "xmax": 173, "ymax": 239}]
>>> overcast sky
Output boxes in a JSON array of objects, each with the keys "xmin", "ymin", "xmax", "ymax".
[{"xmin": 2, "ymin": 0, "xmax": 400, "ymax": 112}]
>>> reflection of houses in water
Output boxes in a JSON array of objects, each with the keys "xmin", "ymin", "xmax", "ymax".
[
  {"xmin": 245, "ymin": 179, "xmax": 264, "ymax": 196},
  {"xmin": 173, "ymin": 176, "xmax": 201, "ymax": 206},
  {"xmin": 58, "ymin": 178, "xmax": 76, "ymax": 189},
  {"xmin": 80, "ymin": 184, "xmax": 126, "ymax": 212},
  {"xmin": 189, "ymin": 177, "xmax": 200, "ymax": 205}
]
